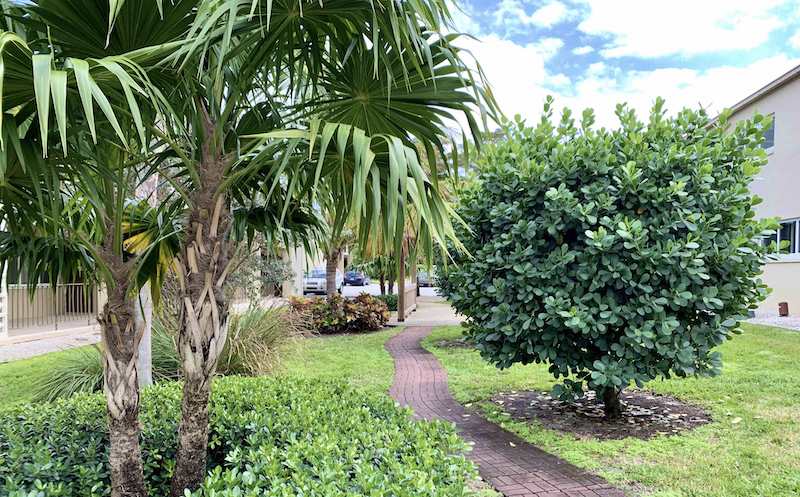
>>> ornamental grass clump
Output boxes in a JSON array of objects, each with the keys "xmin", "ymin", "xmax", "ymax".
[
  {"xmin": 439, "ymin": 98, "xmax": 773, "ymax": 419},
  {"xmin": 32, "ymin": 307, "xmax": 306, "ymax": 402}
]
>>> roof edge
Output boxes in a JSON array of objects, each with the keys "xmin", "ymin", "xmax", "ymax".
[{"xmin": 727, "ymin": 63, "xmax": 800, "ymax": 116}]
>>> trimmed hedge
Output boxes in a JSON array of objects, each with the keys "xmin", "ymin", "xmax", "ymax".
[
  {"xmin": 0, "ymin": 377, "xmax": 475, "ymax": 497},
  {"xmin": 290, "ymin": 294, "xmax": 389, "ymax": 334}
]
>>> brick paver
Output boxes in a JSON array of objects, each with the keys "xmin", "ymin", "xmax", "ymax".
[{"xmin": 386, "ymin": 326, "xmax": 626, "ymax": 497}]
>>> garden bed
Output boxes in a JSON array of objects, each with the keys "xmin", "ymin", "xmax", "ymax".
[{"xmin": 491, "ymin": 389, "xmax": 711, "ymax": 440}]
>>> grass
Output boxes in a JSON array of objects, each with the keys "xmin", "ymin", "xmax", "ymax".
[
  {"xmin": 278, "ymin": 328, "xmax": 401, "ymax": 395},
  {"xmin": 0, "ymin": 327, "xmax": 402, "ymax": 406},
  {"xmin": 0, "ymin": 347, "xmax": 91, "ymax": 406},
  {"xmin": 5, "ymin": 321, "xmax": 798, "ymax": 497},
  {"xmin": 423, "ymin": 324, "xmax": 800, "ymax": 497}
]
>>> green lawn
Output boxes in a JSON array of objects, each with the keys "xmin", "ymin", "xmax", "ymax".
[
  {"xmin": 0, "ymin": 347, "xmax": 91, "ymax": 406},
  {"xmin": 423, "ymin": 324, "xmax": 800, "ymax": 497},
  {"xmin": 0, "ymin": 328, "xmax": 402, "ymax": 406},
  {"xmin": 278, "ymin": 328, "xmax": 401, "ymax": 395},
  {"xmin": 4, "ymin": 322, "xmax": 799, "ymax": 497}
]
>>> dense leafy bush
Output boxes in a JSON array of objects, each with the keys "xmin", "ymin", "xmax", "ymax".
[
  {"xmin": 439, "ymin": 99, "xmax": 773, "ymax": 417},
  {"xmin": 374, "ymin": 293, "xmax": 399, "ymax": 311},
  {"xmin": 1, "ymin": 377, "xmax": 475, "ymax": 497},
  {"xmin": 290, "ymin": 294, "xmax": 389, "ymax": 334},
  {"xmin": 32, "ymin": 307, "xmax": 305, "ymax": 401}
]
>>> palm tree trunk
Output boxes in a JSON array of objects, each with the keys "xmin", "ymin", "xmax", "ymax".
[
  {"xmin": 388, "ymin": 280, "xmax": 394, "ymax": 294},
  {"xmin": 325, "ymin": 249, "xmax": 340, "ymax": 297},
  {"xmin": 171, "ymin": 102, "xmax": 234, "ymax": 495},
  {"xmin": 171, "ymin": 190, "xmax": 232, "ymax": 496},
  {"xmin": 379, "ymin": 276, "xmax": 386, "ymax": 295},
  {"xmin": 99, "ymin": 253, "xmax": 147, "ymax": 497}
]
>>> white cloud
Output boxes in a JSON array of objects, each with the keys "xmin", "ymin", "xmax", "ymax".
[
  {"xmin": 563, "ymin": 55, "xmax": 798, "ymax": 126},
  {"xmin": 547, "ymin": 73, "xmax": 571, "ymax": 87},
  {"xmin": 790, "ymin": 30, "xmax": 800, "ymax": 50},
  {"xmin": 529, "ymin": 1, "xmax": 572, "ymax": 28},
  {"xmin": 449, "ymin": 0, "xmax": 483, "ymax": 35},
  {"xmin": 572, "ymin": 45, "xmax": 594, "ymax": 55},
  {"xmin": 458, "ymin": 32, "xmax": 798, "ymax": 129},
  {"xmin": 577, "ymin": 0, "xmax": 789, "ymax": 58},
  {"xmin": 531, "ymin": 37, "xmax": 564, "ymax": 60},
  {"xmin": 457, "ymin": 34, "xmax": 553, "ymax": 122},
  {"xmin": 493, "ymin": 0, "xmax": 575, "ymax": 35}
]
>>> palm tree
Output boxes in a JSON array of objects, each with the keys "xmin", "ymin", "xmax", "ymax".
[
  {"xmin": 0, "ymin": 2, "xmax": 191, "ymax": 496},
  {"xmin": 155, "ymin": 3, "xmax": 495, "ymax": 492},
  {"xmin": 0, "ymin": 1, "xmax": 496, "ymax": 495}
]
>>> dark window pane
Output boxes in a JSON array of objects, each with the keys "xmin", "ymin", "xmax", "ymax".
[
  {"xmin": 764, "ymin": 231, "xmax": 778, "ymax": 253},
  {"xmin": 762, "ymin": 115, "xmax": 775, "ymax": 149},
  {"xmin": 779, "ymin": 221, "xmax": 796, "ymax": 254}
]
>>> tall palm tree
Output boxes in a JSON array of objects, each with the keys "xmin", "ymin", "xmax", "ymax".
[
  {"xmin": 0, "ymin": 2, "xmax": 192, "ymax": 496},
  {"xmin": 0, "ymin": 1, "xmax": 497, "ymax": 495},
  {"xmin": 156, "ymin": 2, "xmax": 496, "ymax": 492}
]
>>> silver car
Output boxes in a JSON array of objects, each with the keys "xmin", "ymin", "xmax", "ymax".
[{"xmin": 303, "ymin": 267, "xmax": 343, "ymax": 295}]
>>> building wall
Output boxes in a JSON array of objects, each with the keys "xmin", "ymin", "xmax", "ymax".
[
  {"xmin": 730, "ymin": 76, "xmax": 800, "ymax": 315},
  {"xmin": 759, "ymin": 261, "xmax": 800, "ymax": 315}
]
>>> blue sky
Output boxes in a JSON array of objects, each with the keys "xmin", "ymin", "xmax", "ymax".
[{"xmin": 450, "ymin": 0, "xmax": 800, "ymax": 126}]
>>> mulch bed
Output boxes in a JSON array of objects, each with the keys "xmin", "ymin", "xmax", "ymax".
[
  {"xmin": 490, "ymin": 389, "xmax": 711, "ymax": 440},
  {"xmin": 434, "ymin": 338, "xmax": 476, "ymax": 349}
]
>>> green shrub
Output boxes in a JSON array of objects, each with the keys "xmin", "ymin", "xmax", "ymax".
[
  {"xmin": 32, "ymin": 307, "xmax": 304, "ymax": 401},
  {"xmin": 0, "ymin": 377, "xmax": 475, "ymax": 497},
  {"xmin": 439, "ymin": 99, "xmax": 773, "ymax": 417},
  {"xmin": 290, "ymin": 294, "xmax": 389, "ymax": 334},
  {"xmin": 374, "ymin": 293, "xmax": 398, "ymax": 311}
]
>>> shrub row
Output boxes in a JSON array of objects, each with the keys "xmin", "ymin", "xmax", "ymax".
[
  {"xmin": 0, "ymin": 377, "xmax": 475, "ymax": 497},
  {"xmin": 290, "ymin": 294, "xmax": 389, "ymax": 334}
]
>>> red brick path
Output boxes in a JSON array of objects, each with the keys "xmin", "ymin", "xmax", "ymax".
[{"xmin": 386, "ymin": 326, "xmax": 626, "ymax": 497}]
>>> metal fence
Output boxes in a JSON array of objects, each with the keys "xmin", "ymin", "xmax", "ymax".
[{"xmin": 8, "ymin": 283, "xmax": 97, "ymax": 331}]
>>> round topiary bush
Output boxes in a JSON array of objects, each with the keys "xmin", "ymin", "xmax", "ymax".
[
  {"xmin": 439, "ymin": 98, "xmax": 773, "ymax": 418},
  {"xmin": 0, "ymin": 377, "xmax": 475, "ymax": 496}
]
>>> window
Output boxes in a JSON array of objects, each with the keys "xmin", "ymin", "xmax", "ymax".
[
  {"xmin": 779, "ymin": 221, "xmax": 796, "ymax": 254},
  {"xmin": 764, "ymin": 218, "xmax": 799, "ymax": 255},
  {"xmin": 762, "ymin": 113, "xmax": 775, "ymax": 150}
]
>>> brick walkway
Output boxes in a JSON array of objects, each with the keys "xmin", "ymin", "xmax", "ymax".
[{"xmin": 386, "ymin": 326, "xmax": 625, "ymax": 497}]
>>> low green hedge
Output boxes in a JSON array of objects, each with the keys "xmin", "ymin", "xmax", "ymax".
[{"xmin": 0, "ymin": 377, "xmax": 475, "ymax": 497}]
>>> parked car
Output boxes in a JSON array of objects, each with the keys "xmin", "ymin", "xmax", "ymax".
[
  {"xmin": 303, "ymin": 267, "xmax": 343, "ymax": 295},
  {"xmin": 344, "ymin": 270, "xmax": 370, "ymax": 286},
  {"xmin": 417, "ymin": 270, "xmax": 436, "ymax": 287}
]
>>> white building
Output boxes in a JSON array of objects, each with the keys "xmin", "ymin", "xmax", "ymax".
[{"xmin": 727, "ymin": 64, "xmax": 800, "ymax": 315}]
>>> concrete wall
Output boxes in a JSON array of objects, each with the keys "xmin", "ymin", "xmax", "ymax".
[{"xmin": 730, "ymin": 76, "xmax": 800, "ymax": 315}]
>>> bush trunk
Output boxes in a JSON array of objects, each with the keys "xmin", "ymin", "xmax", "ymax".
[{"xmin": 602, "ymin": 388, "xmax": 623, "ymax": 420}]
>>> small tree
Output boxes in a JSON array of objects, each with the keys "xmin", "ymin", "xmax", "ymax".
[{"xmin": 440, "ymin": 98, "xmax": 773, "ymax": 419}]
